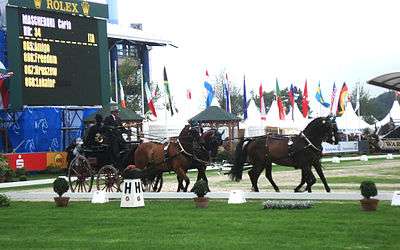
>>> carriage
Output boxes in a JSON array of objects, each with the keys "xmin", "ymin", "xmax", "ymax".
[{"xmin": 66, "ymin": 108, "xmax": 163, "ymax": 193}]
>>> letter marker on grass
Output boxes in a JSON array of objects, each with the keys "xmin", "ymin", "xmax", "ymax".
[{"xmin": 121, "ymin": 179, "xmax": 144, "ymax": 208}]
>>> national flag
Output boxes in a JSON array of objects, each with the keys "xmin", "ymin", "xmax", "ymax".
[
  {"xmin": 145, "ymin": 82, "xmax": 157, "ymax": 117},
  {"xmin": 0, "ymin": 63, "xmax": 14, "ymax": 109},
  {"xmin": 119, "ymin": 81, "xmax": 126, "ymax": 109},
  {"xmin": 276, "ymin": 78, "xmax": 285, "ymax": 120},
  {"xmin": 163, "ymin": 66, "xmax": 174, "ymax": 115},
  {"xmin": 224, "ymin": 73, "xmax": 231, "ymax": 113},
  {"xmin": 330, "ymin": 82, "xmax": 337, "ymax": 113},
  {"xmin": 288, "ymin": 84, "xmax": 295, "ymax": 107},
  {"xmin": 315, "ymin": 81, "xmax": 330, "ymax": 108},
  {"xmin": 259, "ymin": 81, "xmax": 266, "ymax": 116},
  {"xmin": 302, "ymin": 80, "xmax": 309, "ymax": 118},
  {"xmin": 336, "ymin": 82, "xmax": 349, "ymax": 116},
  {"xmin": 204, "ymin": 69, "xmax": 214, "ymax": 108},
  {"xmin": 243, "ymin": 75, "xmax": 248, "ymax": 120},
  {"xmin": 355, "ymin": 82, "xmax": 360, "ymax": 113}
]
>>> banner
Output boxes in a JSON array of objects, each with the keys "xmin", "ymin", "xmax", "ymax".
[{"xmin": 322, "ymin": 141, "xmax": 359, "ymax": 154}]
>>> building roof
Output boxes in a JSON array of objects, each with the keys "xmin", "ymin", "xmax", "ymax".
[
  {"xmin": 368, "ymin": 72, "xmax": 400, "ymax": 91},
  {"xmin": 84, "ymin": 106, "xmax": 143, "ymax": 123},
  {"xmin": 189, "ymin": 106, "xmax": 241, "ymax": 123},
  {"xmin": 107, "ymin": 23, "xmax": 176, "ymax": 47}
]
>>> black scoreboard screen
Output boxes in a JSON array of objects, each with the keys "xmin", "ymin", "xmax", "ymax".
[{"xmin": 18, "ymin": 8, "xmax": 102, "ymax": 106}]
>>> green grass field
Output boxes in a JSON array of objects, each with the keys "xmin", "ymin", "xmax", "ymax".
[{"xmin": 0, "ymin": 201, "xmax": 399, "ymax": 249}]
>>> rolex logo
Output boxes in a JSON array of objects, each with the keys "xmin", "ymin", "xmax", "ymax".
[
  {"xmin": 81, "ymin": 0, "xmax": 90, "ymax": 16},
  {"xmin": 34, "ymin": 0, "xmax": 42, "ymax": 9}
]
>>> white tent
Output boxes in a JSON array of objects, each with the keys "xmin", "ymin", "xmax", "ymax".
[
  {"xmin": 264, "ymin": 100, "xmax": 282, "ymax": 128},
  {"xmin": 336, "ymin": 102, "xmax": 372, "ymax": 134},
  {"xmin": 376, "ymin": 100, "xmax": 400, "ymax": 127},
  {"xmin": 284, "ymin": 103, "xmax": 310, "ymax": 131},
  {"xmin": 240, "ymin": 99, "xmax": 265, "ymax": 136},
  {"xmin": 145, "ymin": 108, "xmax": 187, "ymax": 139}
]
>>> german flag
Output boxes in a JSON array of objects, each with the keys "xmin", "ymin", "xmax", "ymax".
[{"xmin": 336, "ymin": 82, "xmax": 349, "ymax": 116}]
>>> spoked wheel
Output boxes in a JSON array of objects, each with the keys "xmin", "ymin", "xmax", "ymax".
[
  {"xmin": 96, "ymin": 165, "xmax": 121, "ymax": 192},
  {"xmin": 141, "ymin": 174, "xmax": 163, "ymax": 192},
  {"xmin": 68, "ymin": 155, "xmax": 94, "ymax": 192}
]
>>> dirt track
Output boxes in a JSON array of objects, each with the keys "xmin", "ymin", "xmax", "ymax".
[{"xmin": 159, "ymin": 159, "xmax": 400, "ymax": 192}]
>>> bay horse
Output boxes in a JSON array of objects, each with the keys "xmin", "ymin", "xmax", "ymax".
[
  {"xmin": 132, "ymin": 125, "xmax": 209, "ymax": 192},
  {"xmin": 176, "ymin": 128, "xmax": 224, "ymax": 192},
  {"xmin": 230, "ymin": 116, "xmax": 339, "ymax": 192}
]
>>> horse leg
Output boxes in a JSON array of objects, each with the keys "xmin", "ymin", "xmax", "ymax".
[
  {"xmin": 248, "ymin": 165, "xmax": 263, "ymax": 192},
  {"xmin": 313, "ymin": 162, "xmax": 331, "ymax": 193},
  {"xmin": 176, "ymin": 168, "xmax": 190, "ymax": 192},
  {"xmin": 294, "ymin": 172, "xmax": 306, "ymax": 192},
  {"xmin": 264, "ymin": 161, "xmax": 280, "ymax": 192},
  {"xmin": 304, "ymin": 166, "xmax": 316, "ymax": 193}
]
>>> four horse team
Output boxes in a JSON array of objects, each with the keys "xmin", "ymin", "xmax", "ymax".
[{"xmin": 71, "ymin": 115, "xmax": 339, "ymax": 193}]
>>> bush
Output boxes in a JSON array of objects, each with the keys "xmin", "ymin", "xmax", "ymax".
[
  {"xmin": 0, "ymin": 193, "xmax": 10, "ymax": 207},
  {"xmin": 191, "ymin": 180, "xmax": 209, "ymax": 197},
  {"xmin": 263, "ymin": 200, "xmax": 313, "ymax": 209},
  {"xmin": 15, "ymin": 167, "xmax": 26, "ymax": 177},
  {"xmin": 214, "ymin": 149, "xmax": 232, "ymax": 163},
  {"xmin": 360, "ymin": 180, "xmax": 378, "ymax": 199},
  {"xmin": 0, "ymin": 165, "xmax": 14, "ymax": 182},
  {"xmin": 19, "ymin": 175, "xmax": 27, "ymax": 181},
  {"xmin": 46, "ymin": 164, "xmax": 64, "ymax": 175},
  {"xmin": 53, "ymin": 177, "xmax": 69, "ymax": 197}
]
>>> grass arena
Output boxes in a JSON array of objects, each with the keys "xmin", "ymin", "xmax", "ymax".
[{"xmin": 1, "ymin": 157, "xmax": 400, "ymax": 249}]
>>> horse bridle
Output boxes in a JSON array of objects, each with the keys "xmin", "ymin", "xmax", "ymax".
[
  {"xmin": 176, "ymin": 138, "xmax": 210, "ymax": 165},
  {"xmin": 300, "ymin": 132, "xmax": 322, "ymax": 153}
]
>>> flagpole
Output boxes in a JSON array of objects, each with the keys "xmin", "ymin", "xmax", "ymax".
[
  {"xmin": 114, "ymin": 60, "xmax": 118, "ymax": 103},
  {"xmin": 140, "ymin": 64, "xmax": 145, "ymax": 116}
]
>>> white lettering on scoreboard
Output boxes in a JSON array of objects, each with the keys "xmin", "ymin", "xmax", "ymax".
[{"xmin": 120, "ymin": 179, "xmax": 144, "ymax": 208}]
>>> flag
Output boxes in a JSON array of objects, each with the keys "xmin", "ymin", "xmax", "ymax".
[
  {"xmin": 355, "ymin": 83, "xmax": 360, "ymax": 113},
  {"xmin": 302, "ymin": 80, "xmax": 309, "ymax": 118},
  {"xmin": 145, "ymin": 82, "xmax": 157, "ymax": 117},
  {"xmin": 186, "ymin": 89, "xmax": 192, "ymax": 100},
  {"xmin": 288, "ymin": 84, "xmax": 295, "ymax": 107},
  {"xmin": 336, "ymin": 82, "xmax": 349, "ymax": 116},
  {"xmin": 163, "ymin": 66, "xmax": 174, "ymax": 116},
  {"xmin": 330, "ymin": 82, "xmax": 337, "ymax": 113},
  {"xmin": 315, "ymin": 81, "xmax": 330, "ymax": 108},
  {"xmin": 224, "ymin": 73, "xmax": 231, "ymax": 113},
  {"xmin": 119, "ymin": 81, "xmax": 126, "ymax": 109},
  {"xmin": 259, "ymin": 81, "xmax": 266, "ymax": 116},
  {"xmin": 204, "ymin": 69, "xmax": 214, "ymax": 108},
  {"xmin": 276, "ymin": 78, "xmax": 285, "ymax": 120},
  {"xmin": 243, "ymin": 75, "xmax": 248, "ymax": 120},
  {"xmin": 0, "ymin": 67, "xmax": 13, "ymax": 109}
]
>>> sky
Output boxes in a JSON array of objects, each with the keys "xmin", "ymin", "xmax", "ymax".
[{"xmin": 117, "ymin": 0, "xmax": 400, "ymax": 113}]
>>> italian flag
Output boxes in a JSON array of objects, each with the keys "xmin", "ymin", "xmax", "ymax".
[{"xmin": 145, "ymin": 82, "xmax": 157, "ymax": 117}]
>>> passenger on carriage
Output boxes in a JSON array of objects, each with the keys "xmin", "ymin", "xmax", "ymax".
[
  {"xmin": 84, "ymin": 114, "xmax": 104, "ymax": 147},
  {"xmin": 104, "ymin": 106, "xmax": 123, "ymax": 128}
]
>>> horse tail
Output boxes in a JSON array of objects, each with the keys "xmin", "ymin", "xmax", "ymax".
[{"xmin": 229, "ymin": 138, "xmax": 250, "ymax": 181}]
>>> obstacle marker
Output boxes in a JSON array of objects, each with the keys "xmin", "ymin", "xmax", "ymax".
[
  {"xmin": 332, "ymin": 157, "xmax": 341, "ymax": 163},
  {"xmin": 360, "ymin": 155, "xmax": 368, "ymax": 161},
  {"xmin": 391, "ymin": 191, "xmax": 400, "ymax": 206},
  {"xmin": 120, "ymin": 179, "xmax": 145, "ymax": 208},
  {"xmin": 228, "ymin": 190, "xmax": 246, "ymax": 204},
  {"xmin": 91, "ymin": 190, "xmax": 108, "ymax": 204},
  {"xmin": 386, "ymin": 153, "xmax": 394, "ymax": 160}
]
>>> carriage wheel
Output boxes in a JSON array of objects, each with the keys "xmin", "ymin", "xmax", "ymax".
[
  {"xmin": 68, "ymin": 155, "xmax": 94, "ymax": 192},
  {"xmin": 141, "ymin": 174, "xmax": 163, "ymax": 192},
  {"xmin": 96, "ymin": 165, "xmax": 121, "ymax": 192}
]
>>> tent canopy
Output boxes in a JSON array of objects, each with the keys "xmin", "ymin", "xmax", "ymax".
[
  {"xmin": 189, "ymin": 106, "xmax": 241, "ymax": 123},
  {"xmin": 84, "ymin": 106, "xmax": 143, "ymax": 123},
  {"xmin": 368, "ymin": 72, "xmax": 400, "ymax": 92},
  {"xmin": 336, "ymin": 102, "xmax": 371, "ymax": 133}
]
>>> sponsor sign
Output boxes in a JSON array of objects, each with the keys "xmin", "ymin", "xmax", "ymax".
[
  {"xmin": 322, "ymin": 141, "xmax": 359, "ymax": 154},
  {"xmin": 379, "ymin": 139, "xmax": 400, "ymax": 151},
  {"xmin": 46, "ymin": 152, "xmax": 67, "ymax": 168},
  {"xmin": 5, "ymin": 152, "xmax": 47, "ymax": 171}
]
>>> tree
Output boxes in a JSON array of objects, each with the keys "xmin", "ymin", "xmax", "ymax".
[
  {"xmin": 213, "ymin": 71, "xmax": 244, "ymax": 116},
  {"xmin": 118, "ymin": 57, "xmax": 141, "ymax": 111}
]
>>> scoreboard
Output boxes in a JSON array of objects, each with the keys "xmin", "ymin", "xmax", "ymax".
[{"xmin": 6, "ymin": 0, "xmax": 109, "ymax": 109}]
